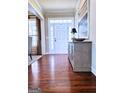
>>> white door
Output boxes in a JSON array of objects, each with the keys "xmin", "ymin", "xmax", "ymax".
[
  {"xmin": 48, "ymin": 19, "xmax": 73, "ymax": 54},
  {"xmin": 54, "ymin": 23, "xmax": 68, "ymax": 54}
]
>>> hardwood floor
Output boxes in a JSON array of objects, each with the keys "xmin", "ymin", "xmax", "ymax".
[{"xmin": 28, "ymin": 54, "xmax": 96, "ymax": 93}]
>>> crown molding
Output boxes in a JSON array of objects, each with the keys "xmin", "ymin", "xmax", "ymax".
[{"xmin": 44, "ymin": 9, "xmax": 75, "ymax": 16}]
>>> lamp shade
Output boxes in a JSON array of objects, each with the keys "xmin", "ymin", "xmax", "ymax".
[{"xmin": 71, "ymin": 28, "xmax": 77, "ymax": 34}]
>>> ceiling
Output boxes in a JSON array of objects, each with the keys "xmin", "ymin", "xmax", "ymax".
[{"xmin": 38, "ymin": 0, "xmax": 79, "ymax": 15}]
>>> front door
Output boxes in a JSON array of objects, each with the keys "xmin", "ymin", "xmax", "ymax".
[{"xmin": 48, "ymin": 19, "xmax": 73, "ymax": 54}]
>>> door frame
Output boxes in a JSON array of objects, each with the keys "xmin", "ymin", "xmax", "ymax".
[
  {"xmin": 28, "ymin": 15, "xmax": 42, "ymax": 55},
  {"xmin": 47, "ymin": 17, "xmax": 74, "ymax": 54}
]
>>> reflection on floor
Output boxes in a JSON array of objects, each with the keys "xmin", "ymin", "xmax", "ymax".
[
  {"xmin": 28, "ymin": 55, "xmax": 42, "ymax": 66},
  {"xmin": 28, "ymin": 54, "xmax": 96, "ymax": 93}
]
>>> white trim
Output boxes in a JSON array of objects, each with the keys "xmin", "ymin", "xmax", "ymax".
[
  {"xmin": 41, "ymin": 19, "xmax": 46, "ymax": 55},
  {"xmin": 92, "ymin": 66, "xmax": 96, "ymax": 76},
  {"xmin": 28, "ymin": 2, "xmax": 44, "ymax": 20},
  {"xmin": 45, "ymin": 52, "xmax": 68, "ymax": 55},
  {"xmin": 28, "ymin": 55, "xmax": 42, "ymax": 66}
]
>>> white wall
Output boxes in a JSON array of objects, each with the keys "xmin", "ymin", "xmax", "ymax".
[
  {"xmin": 41, "ymin": 19, "xmax": 46, "ymax": 55},
  {"xmin": 89, "ymin": 0, "xmax": 96, "ymax": 75}
]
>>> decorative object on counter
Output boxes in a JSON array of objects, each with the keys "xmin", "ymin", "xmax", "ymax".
[
  {"xmin": 72, "ymin": 38, "xmax": 86, "ymax": 42},
  {"xmin": 71, "ymin": 28, "xmax": 77, "ymax": 39}
]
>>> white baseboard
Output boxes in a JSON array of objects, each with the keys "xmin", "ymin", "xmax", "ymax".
[
  {"xmin": 28, "ymin": 55, "xmax": 43, "ymax": 66},
  {"xmin": 92, "ymin": 66, "xmax": 96, "ymax": 76},
  {"xmin": 45, "ymin": 53, "xmax": 68, "ymax": 55}
]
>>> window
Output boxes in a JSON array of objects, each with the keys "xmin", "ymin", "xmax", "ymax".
[{"xmin": 28, "ymin": 19, "xmax": 38, "ymax": 54}]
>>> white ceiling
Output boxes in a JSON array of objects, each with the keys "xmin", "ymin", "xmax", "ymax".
[{"xmin": 39, "ymin": 0, "xmax": 79, "ymax": 15}]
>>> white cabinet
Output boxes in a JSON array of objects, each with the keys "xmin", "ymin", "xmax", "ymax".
[{"xmin": 68, "ymin": 41, "xmax": 92, "ymax": 72}]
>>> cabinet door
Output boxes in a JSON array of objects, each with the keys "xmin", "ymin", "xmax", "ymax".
[{"xmin": 74, "ymin": 43, "xmax": 91, "ymax": 67}]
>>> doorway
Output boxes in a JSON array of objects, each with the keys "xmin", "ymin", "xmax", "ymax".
[
  {"xmin": 28, "ymin": 15, "xmax": 42, "ymax": 55},
  {"xmin": 48, "ymin": 18, "xmax": 74, "ymax": 54}
]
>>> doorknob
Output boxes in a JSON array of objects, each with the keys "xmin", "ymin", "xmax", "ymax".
[{"xmin": 54, "ymin": 38, "xmax": 56, "ymax": 42}]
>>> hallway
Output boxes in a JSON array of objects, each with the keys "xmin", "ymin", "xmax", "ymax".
[{"xmin": 28, "ymin": 54, "xmax": 96, "ymax": 93}]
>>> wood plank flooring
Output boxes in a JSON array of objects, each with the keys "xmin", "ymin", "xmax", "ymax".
[{"xmin": 28, "ymin": 54, "xmax": 96, "ymax": 93}]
